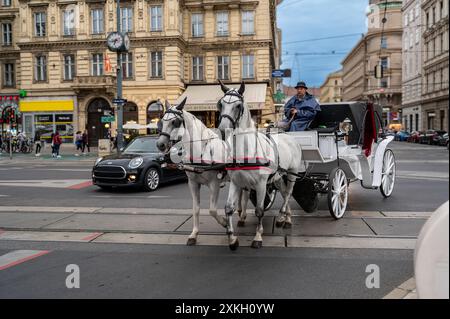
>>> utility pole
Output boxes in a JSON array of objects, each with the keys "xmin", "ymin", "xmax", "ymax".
[{"xmin": 116, "ymin": 0, "xmax": 124, "ymax": 152}]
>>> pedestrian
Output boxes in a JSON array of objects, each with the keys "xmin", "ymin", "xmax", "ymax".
[
  {"xmin": 34, "ymin": 130, "xmax": 42, "ymax": 157},
  {"xmin": 52, "ymin": 131, "xmax": 62, "ymax": 159},
  {"xmin": 82, "ymin": 129, "xmax": 90, "ymax": 155},
  {"xmin": 74, "ymin": 131, "xmax": 83, "ymax": 156},
  {"xmin": 50, "ymin": 133, "xmax": 55, "ymax": 157}
]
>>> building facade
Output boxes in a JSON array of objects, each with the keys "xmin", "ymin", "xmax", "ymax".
[
  {"xmin": 0, "ymin": 0, "xmax": 282, "ymax": 145},
  {"xmin": 401, "ymin": 0, "xmax": 423, "ymax": 132},
  {"xmin": 319, "ymin": 69, "xmax": 343, "ymax": 103},
  {"xmin": 421, "ymin": 0, "xmax": 448, "ymax": 132},
  {"xmin": 342, "ymin": 0, "xmax": 403, "ymax": 127}
]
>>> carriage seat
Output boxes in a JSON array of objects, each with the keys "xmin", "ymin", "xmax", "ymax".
[{"xmin": 306, "ymin": 120, "xmax": 340, "ymax": 134}]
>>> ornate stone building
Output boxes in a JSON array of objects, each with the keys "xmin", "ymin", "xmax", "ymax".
[
  {"xmin": 342, "ymin": 0, "xmax": 403, "ymax": 127},
  {"xmin": 421, "ymin": 0, "xmax": 448, "ymax": 132},
  {"xmin": 319, "ymin": 69, "xmax": 343, "ymax": 103},
  {"xmin": 0, "ymin": 0, "xmax": 282, "ymax": 145}
]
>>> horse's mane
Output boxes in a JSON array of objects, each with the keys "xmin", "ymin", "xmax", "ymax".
[{"xmin": 182, "ymin": 109, "xmax": 219, "ymax": 140}]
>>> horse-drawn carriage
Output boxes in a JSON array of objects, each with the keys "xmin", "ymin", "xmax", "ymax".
[{"xmin": 251, "ymin": 102, "xmax": 396, "ymax": 220}]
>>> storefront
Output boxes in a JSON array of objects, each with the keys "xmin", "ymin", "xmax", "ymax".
[
  {"xmin": 0, "ymin": 95, "xmax": 21, "ymax": 136},
  {"xmin": 19, "ymin": 99, "xmax": 75, "ymax": 143}
]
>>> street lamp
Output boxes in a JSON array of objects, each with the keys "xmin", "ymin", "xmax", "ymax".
[{"xmin": 106, "ymin": 0, "xmax": 130, "ymax": 153}]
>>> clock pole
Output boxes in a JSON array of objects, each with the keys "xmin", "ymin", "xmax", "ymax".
[{"xmin": 116, "ymin": 0, "xmax": 124, "ymax": 153}]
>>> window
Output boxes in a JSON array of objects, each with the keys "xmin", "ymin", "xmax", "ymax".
[
  {"xmin": 381, "ymin": 36, "xmax": 387, "ymax": 49},
  {"xmin": 440, "ymin": 1, "xmax": 444, "ymax": 19},
  {"xmin": 409, "ymin": 11, "xmax": 414, "ymax": 23},
  {"xmin": 3, "ymin": 63, "xmax": 14, "ymax": 87},
  {"xmin": 216, "ymin": 12, "xmax": 228, "ymax": 36},
  {"xmin": 404, "ymin": 15, "xmax": 408, "ymax": 27},
  {"xmin": 404, "ymin": 33, "xmax": 409, "ymax": 50},
  {"xmin": 409, "ymin": 32, "xmax": 414, "ymax": 48},
  {"xmin": 432, "ymin": 7, "xmax": 436, "ymax": 25},
  {"xmin": 91, "ymin": 8, "xmax": 104, "ymax": 34},
  {"xmin": 150, "ymin": 5, "xmax": 163, "ymax": 31},
  {"xmin": 34, "ymin": 55, "xmax": 47, "ymax": 81},
  {"xmin": 63, "ymin": 7, "xmax": 75, "ymax": 36},
  {"xmin": 120, "ymin": 52, "xmax": 133, "ymax": 79},
  {"xmin": 380, "ymin": 57, "xmax": 388, "ymax": 69},
  {"xmin": 192, "ymin": 56, "xmax": 203, "ymax": 81},
  {"xmin": 120, "ymin": 7, "xmax": 133, "ymax": 33},
  {"xmin": 150, "ymin": 51, "xmax": 163, "ymax": 78},
  {"xmin": 34, "ymin": 12, "xmax": 46, "ymax": 37},
  {"xmin": 92, "ymin": 53, "xmax": 103, "ymax": 76},
  {"xmin": 440, "ymin": 110, "xmax": 445, "ymax": 130},
  {"xmin": 426, "ymin": 12, "xmax": 430, "ymax": 27},
  {"xmin": 1, "ymin": 23, "xmax": 12, "ymax": 46},
  {"xmin": 242, "ymin": 54, "xmax": 254, "ymax": 79},
  {"xmin": 1, "ymin": 0, "xmax": 11, "ymax": 7},
  {"xmin": 191, "ymin": 13, "xmax": 203, "ymax": 37},
  {"xmin": 242, "ymin": 11, "xmax": 254, "ymax": 35},
  {"xmin": 380, "ymin": 77, "xmax": 388, "ymax": 88},
  {"xmin": 440, "ymin": 34, "xmax": 444, "ymax": 55},
  {"xmin": 415, "ymin": 3, "xmax": 420, "ymax": 18},
  {"xmin": 217, "ymin": 56, "xmax": 229, "ymax": 80},
  {"xmin": 63, "ymin": 55, "xmax": 75, "ymax": 81}
]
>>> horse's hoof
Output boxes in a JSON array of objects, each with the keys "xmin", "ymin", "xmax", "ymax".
[
  {"xmin": 283, "ymin": 222, "xmax": 292, "ymax": 229},
  {"xmin": 237, "ymin": 220, "xmax": 246, "ymax": 227},
  {"xmin": 186, "ymin": 238, "xmax": 197, "ymax": 246},
  {"xmin": 229, "ymin": 239, "xmax": 239, "ymax": 251},
  {"xmin": 275, "ymin": 220, "xmax": 285, "ymax": 228},
  {"xmin": 251, "ymin": 241, "xmax": 263, "ymax": 249}
]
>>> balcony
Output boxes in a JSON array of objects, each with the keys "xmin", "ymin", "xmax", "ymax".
[{"xmin": 73, "ymin": 75, "xmax": 116, "ymax": 94}]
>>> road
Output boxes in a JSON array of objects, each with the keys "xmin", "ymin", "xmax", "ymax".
[{"xmin": 0, "ymin": 141, "xmax": 448, "ymax": 299}]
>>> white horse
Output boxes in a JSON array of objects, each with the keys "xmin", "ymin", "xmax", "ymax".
[
  {"xmin": 217, "ymin": 81, "xmax": 303, "ymax": 249},
  {"xmin": 156, "ymin": 98, "xmax": 249, "ymax": 246}
]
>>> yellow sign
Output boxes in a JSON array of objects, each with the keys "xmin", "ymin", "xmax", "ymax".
[{"xmin": 19, "ymin": 100, "xmax": 74, "ymax": 112}]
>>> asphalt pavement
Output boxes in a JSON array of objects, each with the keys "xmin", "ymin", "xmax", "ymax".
[{"xmin": 0, "ymin": 141, "xmax": 448, "ymax": 299}]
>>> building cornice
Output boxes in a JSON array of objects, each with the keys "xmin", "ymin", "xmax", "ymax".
[{"xmin": 186, "ymin": 39, "xmax": 272, "ymax": 51}]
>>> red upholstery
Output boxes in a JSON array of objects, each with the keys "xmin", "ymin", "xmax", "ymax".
[{"xmin": 362, "ymin": 103, "xmax": 377, "ymax": 157}]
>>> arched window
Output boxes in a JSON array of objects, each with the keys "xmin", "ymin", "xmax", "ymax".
[{"xmin": 147, "ymin": 100, "xmax": 164, "ymax": 124}]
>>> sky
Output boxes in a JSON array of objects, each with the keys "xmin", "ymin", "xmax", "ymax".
[{"xmin": 277, "ymin": 0, "xmax": 369, "ymax": 88}]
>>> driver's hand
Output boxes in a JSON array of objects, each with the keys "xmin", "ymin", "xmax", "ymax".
[{"xmin": 290, "ymin": 108, "xmax": 298, "ymax": 114}]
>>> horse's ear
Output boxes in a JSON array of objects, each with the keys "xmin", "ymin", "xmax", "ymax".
[
  {"xmin": 218, "ymin": 79, "xmax": 230, "ymax": 94},
  {"xmin": 238, "ymin": 81, "xmax": 245, "ymax": 95},
  {"xmin": 176, "ymin": 97, "xmax": 187, "ymax": 111},
  {"xmin": 164, "ymin": 100, "xmax": 171, "ymax": 111}
]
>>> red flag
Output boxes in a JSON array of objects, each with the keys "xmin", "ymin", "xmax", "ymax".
[{"xmin": 104, "ymin": 54, "xmax": 112, "ymax": 73}]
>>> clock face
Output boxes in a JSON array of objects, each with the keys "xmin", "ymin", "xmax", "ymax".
[{"xmin": 107, "ymin": 32, "xmax": 124, "ymax": 51}]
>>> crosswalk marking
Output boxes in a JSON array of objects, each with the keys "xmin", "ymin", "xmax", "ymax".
[
  {"xmin": 0, "ymin": 179, "xmax": 91, "ymax": 189},
  {"xmin": 0, "ymin": 250, "xmax": 51, "ymax": 271}
]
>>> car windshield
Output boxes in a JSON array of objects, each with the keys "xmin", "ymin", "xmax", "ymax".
[{"xmin": 123, "ymin": 138, "xmax": 159, "ymax": 154}]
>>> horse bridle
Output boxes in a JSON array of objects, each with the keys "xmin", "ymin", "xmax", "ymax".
[
  {"xmin": 217, "ymin": 91, "xmax": 244, "ymax": 129},
  {"xmin": 158, "ymin": 109, "xmax": 185, "ymax": 143}
]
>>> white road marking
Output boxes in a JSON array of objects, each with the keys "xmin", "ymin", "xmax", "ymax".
[
  {"xmin": 0, "ymin": 179, "xmax": 90, "ymax": 188},
  {"xmin": 0, "ymin": 250, "xmax": 51, "ymax": 271}
]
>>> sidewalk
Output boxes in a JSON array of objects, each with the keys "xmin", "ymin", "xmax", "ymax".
[{"xmin": 0, "ymin": 143, "xmax": 99, "ymax": 162}]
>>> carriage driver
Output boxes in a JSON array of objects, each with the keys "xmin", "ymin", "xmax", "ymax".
[{"xmin": 283, "ymin": 81, "xmax": 321, "ymax": 131}]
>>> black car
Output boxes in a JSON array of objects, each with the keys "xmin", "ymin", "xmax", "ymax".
[{"xmin": 92, "ymin": 136, "xmax": 186, "ymax": 191}]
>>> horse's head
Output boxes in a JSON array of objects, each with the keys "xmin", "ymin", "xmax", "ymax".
[
  {"xmin": 156, "ymin": 97, "xmax": 187, "ymax": 153},
  {"xmin": 217, "ymin": 80, "xmax": 246, "ymax": 135}
]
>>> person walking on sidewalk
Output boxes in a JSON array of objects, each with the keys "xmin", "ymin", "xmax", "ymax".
[
  {"xmin": 52, "ymin": 131, "xmax": 63, "ymax": 159},
  {"xmin": 34, "ymin": 130, "xmax": 42, "ymax": 157},
  {"xmin": 82, "ymin": 129, "xmax": 90, "ymax": 155},
  {"xmin": 75, "ymin": 131, "xmax": 83, "ymax": 156}
]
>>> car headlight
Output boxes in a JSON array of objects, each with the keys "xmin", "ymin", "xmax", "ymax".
[
  {"xmin": 128, "ymin": 157, "xmax": 144, "ymax": 169},
  {"xmin": 95, "ymin": 157, "xmax": 103, "ymax": 166}
]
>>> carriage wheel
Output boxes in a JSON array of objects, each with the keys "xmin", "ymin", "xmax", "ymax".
[
  {"xmin": 327, "ymin": 168, "xmax": 348, "ymax": 219},
  {"xmin": 380, "ymin": 149, "xmax": 396, "ymax": 198},
  {"xmin": 249, "ymin": 185, "xmax": 278, "ymax": 212}
]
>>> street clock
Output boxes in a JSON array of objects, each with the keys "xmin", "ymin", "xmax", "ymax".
[{"xmin": 106, "ymin": 32, "xmax": 130, "ymax": 52}]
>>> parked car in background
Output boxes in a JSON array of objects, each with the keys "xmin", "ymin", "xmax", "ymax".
[
  {"xmin": 92, "ymin": 136, "xmax": 186, "ymax": 191},
  {"xmin": 438, "ymin": 133, "xmax": 448, "ymax": 149},
  {"xmin": 408, "ymin": 131, "xmax": 422, "ymax": 143},
  {"xmin": 395, "ymin": 130, "xmax": 410, "ymax": 142},
  {"xmin": 420, "ymin": 130, "xmax": 447, "ymax": 145}
]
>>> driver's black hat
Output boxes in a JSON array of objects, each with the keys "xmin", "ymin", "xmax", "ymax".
[{"xmin": 295, "ymin": 81, "xmax": 308, "ymax": 89}]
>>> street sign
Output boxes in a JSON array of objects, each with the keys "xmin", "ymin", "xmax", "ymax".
[
  {"xmin": 101, "ymin": 116, "xmax": 115, "ymax": 123},
  {"xmin": 272, "ymin": 69, "xmax": 292, "ymax": 78},
  {"xmin": 113, "ymin": 98, "xmax": 127, "ymax": 104}
]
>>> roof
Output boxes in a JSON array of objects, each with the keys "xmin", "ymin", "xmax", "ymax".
[{"xmin": 176, "ymin": 83, "xmax": 268, "ymax": 112}]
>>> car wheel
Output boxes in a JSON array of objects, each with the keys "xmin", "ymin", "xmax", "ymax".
[{"xmin": 144, "ymin": 168, "xmax": 160, "ymax": 192}]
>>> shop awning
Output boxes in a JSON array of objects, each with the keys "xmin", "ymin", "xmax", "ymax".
[{"xmin": 175, "ymin": 83, "xmax": 268, "ymax": 112}]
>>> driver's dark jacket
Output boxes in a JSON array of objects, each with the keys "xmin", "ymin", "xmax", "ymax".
[{"xmin": 284, "ymin": 93, "xmax": 321, "ymax": 131}]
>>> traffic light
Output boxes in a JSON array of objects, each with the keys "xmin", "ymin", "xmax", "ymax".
[{"xmin": 374, "ymin": 64, "xmax": 384, "ymax": 79}]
